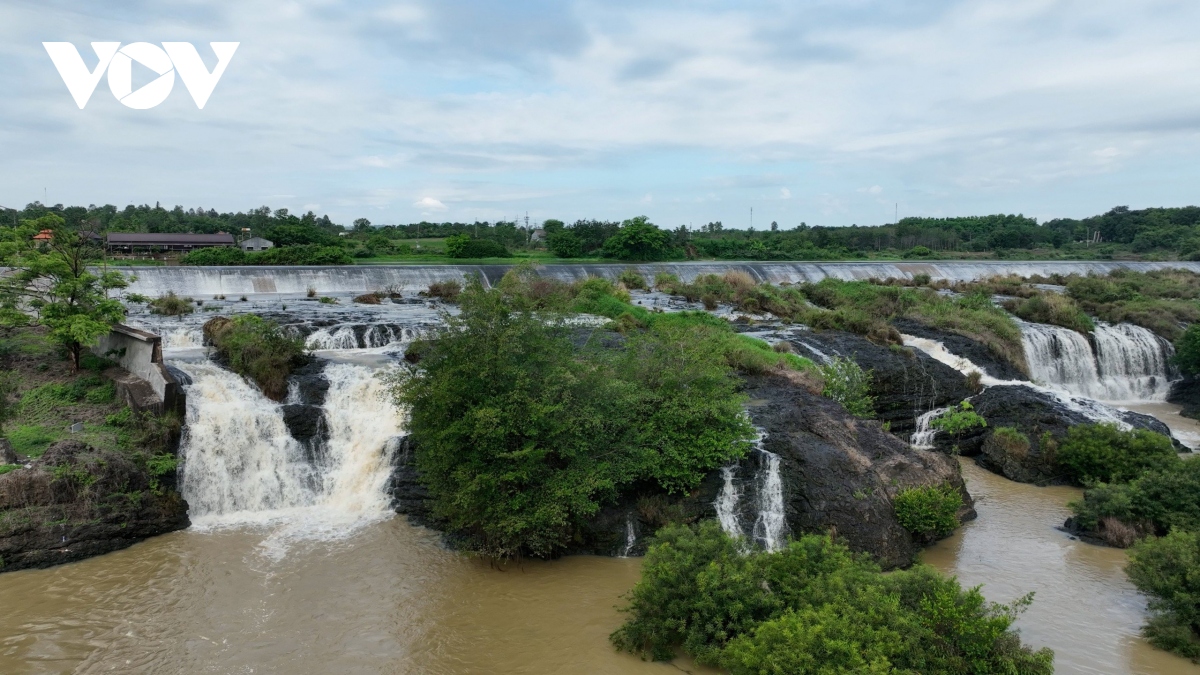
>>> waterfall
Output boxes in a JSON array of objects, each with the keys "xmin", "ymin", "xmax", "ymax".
[
  {"xmin": 715, "ymin": 465, "xmax": 742, "ymax": 538},
  {"xmin": 177, "ymin": 361, "xmax": 317, "ymax": 521},
  {"xmin": 1019, "ymin": 321, "xmax": 1105, "ymax": 398},
  {"xmin": 1093, "ymin": 322, "xmax": 1175, "ymax": 400},
  {"xmin": 176, "ymin": 359, "xmax": 402, "ymax": 538},
  {"xmin": 1019, "ymin": 320, "xmax": 1175, "ymax": 402},
  {"xmin": 715, "ymin": 429, "xmax": 786, "ymax": 552},
  {"xmin": 110, "ymin": 261, "xmax": 1200, "ymax": 297},
  {"xmin": 750, "ymin": 447, "xmax": 786, "ymax": 552},
  {"xmin": 620, "ymin": 515, "xmax": 637, "ymax": 558},
  {"xmin": 911, "ymin": 407, "xmax": 950, "ymax": 449}
]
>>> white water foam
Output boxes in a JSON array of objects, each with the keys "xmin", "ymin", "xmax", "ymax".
[
  {"xmin": 901, "ymin": 334, "xmax": 1133, "ymax": 429},
  {"xmin": 911, "ymin": 406, "xmax": 951, "ymax": 449},
  {"xmin": 176, "ymin": 360, "xmax": 402, "ymax": 553}
]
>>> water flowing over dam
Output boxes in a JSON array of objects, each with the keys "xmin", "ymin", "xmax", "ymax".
[{"xmin": 114, "ymin": 260, "xmax": 1200, "ymax": 296}]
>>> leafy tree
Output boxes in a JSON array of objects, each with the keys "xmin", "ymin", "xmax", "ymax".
[
  {"xmin": 1175, "ymin": 324, "xmax": 1200, "ymax": 376},
  {"xmin": 0, "ymin": 214, "xmax": 126, "ymax": 371},
  {"xmin": 1057, "ymin": 423, "xmax": 1179, "ymax": 485},
  {"xmin": 1070, "ymin": 459, "xmax": 1200, "ymax": 535},
  {"xmin": 546, "ymin": 229, "xmax": 583, "ymax": 258},
  {"xmin": 602, "ymin": 216, "xmax": 673, "ymax": 261},
  {"xmin": 352, "ymin": 217, "xmax": 372, "ymax": 232},
  {"xmin": 612, "ymin": 523, "xmax": 1053, "ymax": 673},
  {"xmin": 1127, "ymin": 530, "xmax": 1200, "ymax": 662},
  {"xmin": 391, "ymin": 279, "xmax": 752, "ymax": 558}
]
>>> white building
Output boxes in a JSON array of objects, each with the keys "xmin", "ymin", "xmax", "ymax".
[{"xmin": 239, "ymin": 237, "xmax": 275, "ymax": 252}]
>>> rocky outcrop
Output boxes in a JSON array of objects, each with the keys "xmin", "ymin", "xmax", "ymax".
[
  {"xmin": 790, "ymin": 330, "xmax": 972, "ymax": 434},
  {"xmin": 389, "ymin": 373, "xmax": 977, "ymax": 566},
  {"xmin": 742, "ymin": 374, "xmax": 975, "ymax": 568},
  {"xmin": 281, "ymin": 359, "xmax": 329, "ymax": 460},
  {"xmin": 892, "ymin": 318, "xmax": 1029, "ymax": 381},
  {"xmin": 1168, "ymin": 376, "xmax": 1200, "ymax": 421},
  {"xmin": 938, "ymin": 385, "xmax": 1178, "ymax": 484},
  {"xmin": 0, "ymin": 441, "xmax": 189, "ymax": 573}
]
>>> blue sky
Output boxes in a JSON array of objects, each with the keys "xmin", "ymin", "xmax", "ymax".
[{"xmin": 2, "ymin": 0, "xmax": 1199, "ymax": 228}]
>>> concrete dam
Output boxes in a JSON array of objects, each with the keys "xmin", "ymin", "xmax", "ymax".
[{"xmin": 116, "ymin": 260, "xmax": 1200, "ymax": 296}]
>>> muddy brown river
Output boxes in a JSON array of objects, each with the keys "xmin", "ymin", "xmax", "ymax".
[{"xmin": 0, "ymin": 461, "xmax": 1195, "ymax": 675}]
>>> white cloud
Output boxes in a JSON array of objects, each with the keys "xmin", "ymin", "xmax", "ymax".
[
  {"xmin": 414, "ymin": 196, "xmax": 448, "ymax": 211},
  {"xmin": 3, "ymin": 1, "xmax": 1200, "ymax": 225}
]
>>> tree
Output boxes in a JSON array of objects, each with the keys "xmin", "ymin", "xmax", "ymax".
[
  {"xmin": 353, "ymin": 218, "xmax": 372, "ymax": 232},
  {"xmin": 546, "ymin": 229, "xmax": 582, "ymax": 258},
  {"xmin": 1175, "ymin": 324, "xmax": 1200, "ymax": 376},
  {"xmin": 0, "ymin": 214, "xmax": 126, "ymax": 372},
  {"xmin": 1127, "ymin": 530, "xmax": 1200, "ymax": 661},
  {"xmin": 602, "ymin": 216, "xmax": 673, "ymax": 261}
]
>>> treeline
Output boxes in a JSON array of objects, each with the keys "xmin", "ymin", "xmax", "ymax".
[{"xmin": 6, "ymin": 201, "xmax": 1200, "ymax": 261}]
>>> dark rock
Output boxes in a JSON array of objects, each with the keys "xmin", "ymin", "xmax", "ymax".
[
  {"xmin": 743, "ymin": 374, "xmax": 975, "ymax": 569},
  {"xmin": 1169, "ymin": 375, "xmax": 1200, "ymax": 421},
  {"xmin": 0, "ymin": 441, "xmax": 189, "ymax": 573},
  {"xmin": 0, "ymin": 439, "xmax": 15, "ymax": 465},
  {"xmin": 791, "ymin": 330, "xmax": 972, "ymax": 435},
  {"xmin": 387, "ymin": 435, "xmax": 435, "ymax": 527},
  {"xmin": 892, "ymin": 318, "xmax": 1029, "ymax": 381},
  {"xmin": 947, "ymin": 385, "xmax": 1180, "ymax": 484},
  {"xmin": 280, "ymin": 360, "xmax": 330, "ymax": 455}
]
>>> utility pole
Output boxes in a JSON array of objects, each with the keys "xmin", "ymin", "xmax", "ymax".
[
  {"xmin": 895, "ymin": 203, "xmax": 898, "ymax": 224},
  {"xmin": 750, "ymin": 207, "xmax": 753, "ymax": 230}
]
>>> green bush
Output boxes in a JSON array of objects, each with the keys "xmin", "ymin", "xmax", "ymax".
[
  {"xmin": 1070, "ymin": 459, "xmax": 1200, "ymax": 535},
  {"xmin": 205, "ymin": 315, "xmax": 307, "ymax": 401},
  {"xmin": 445, "ymin": 234, "xmax": 512, "ymax": 259},
  {"xmin": 391, "ymin": 280, "xmax": 754, "ymax": 558},
  {"xmin": 1004, "ymin": 293, "xmax": 1094, "ymax": 335},
  {"xmin": 1175, "ymin": 324, "xmax": 1200, "ymax": 376},
  {"xmin": 1057, "ymin": 423, "xmax": 1179, "ymax": 485},
  {"xmin": 148, "ymin": 291, "xmax": 194, "ymax": 316},
  {"xmin": 1127, "ymin": 530, "xmax": 1200, "ymax": 662},
  {"xmin": 611, "ymin": 522, "xmax": 1053, "ymax": 673},
  {"xmin": 546, "ymin": 229, "xmax": 583, "ymax": 258},
  {"xmin": 250, "ymin": 244, "xmax": 354, "ymax": 265},
  {"xmin": 601, "ymin": 216, "xmax": 674, "ymax": 261},
  {"xmin": 893, "ymin": 483, "xmax": 963, "ymax": 539},
  {"xmin": 180, "ymin": 246, "xmax": 247, "ymax": 265},
  {"xmin": 930, "ymin": 400, "xmax": 987, "ymax": 436},
  {"xmin": 617, "ymin": 268, "xmax": 648, "ymax": 290},
  {"xmin": 818, "ymin": 356, "xmax": 875, "ymax": 418}
]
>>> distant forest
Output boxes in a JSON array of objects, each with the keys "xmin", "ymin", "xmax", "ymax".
[{"xmin": 4, "ymin": 201, "xmax": 1200, "ymax": 261}]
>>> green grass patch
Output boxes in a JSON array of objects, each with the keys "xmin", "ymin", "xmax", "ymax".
[
  {"xmin": 9, "ymin": 424, "xmax": 59, "ymax": 457},
  {"xmin": 0, "ymin": 464, "xmax": 20, "ymax": 475}
]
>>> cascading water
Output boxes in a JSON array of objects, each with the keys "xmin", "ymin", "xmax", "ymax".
[
  {"xmin": 177, "ymin": 361, "xmax": 317, "ymax": 522},
  {"xmin": 715, "ymin": 465, "xmax": 742, "ymax": 537},
  {"xmin": 621, "ymin": 515, "xmax": 637, "ymax": 558},
  {"xmin": 749, "ymin": 447, "xmax": 786, "ymax": 552},
  {"xmin": 910, "ymin": 407, "xmax": 950, "ymax": 449},
  {"xmin": 1093, "ymin": 322, "xmax": 1175, "ymax": 400},
  {"xmin": 176, "ymin": 359, "xmax": 402, "ymax": 539},
  {"xmin": 1019, "ymin": 320, "xmax": 1175, "ymax": 402},
  {"xmin": 1019, "ymin": 321, "xmax": 1104, "ymax": 398},
  {"xmin": 715, "ymin": 428, "xmax": 786, "ymax": 552}
]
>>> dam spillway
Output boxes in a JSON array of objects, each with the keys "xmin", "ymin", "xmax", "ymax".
[{"xmin": 111, "ymin": 260, "xmax": 1200, "ymax": 296}]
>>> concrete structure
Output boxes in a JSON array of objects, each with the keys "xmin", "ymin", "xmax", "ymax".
[
  {"xmin": 106, "ymin": 232, "xmax": 235, "ymax": 253},
  {"xmin": 93, "ymin": 324, "xmax": 184, "ymax": 415},
  {"xmin": 239, "ymin": 237, "xmax": 274, "ymax": 252}
]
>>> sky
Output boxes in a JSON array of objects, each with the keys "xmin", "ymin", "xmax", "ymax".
[{"xmin": 1, "ymin": 0, "xmax": 1199, "ymax": 228}]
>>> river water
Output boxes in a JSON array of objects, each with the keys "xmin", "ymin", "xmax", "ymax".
[{"xmin": 2, "ymin": 291, "xmax": 1199, "ymax": 673}]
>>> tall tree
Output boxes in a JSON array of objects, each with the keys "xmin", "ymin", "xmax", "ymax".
[{"xmin": 0, "ymin": 214, "xmax": 127, "ymax": 371}]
